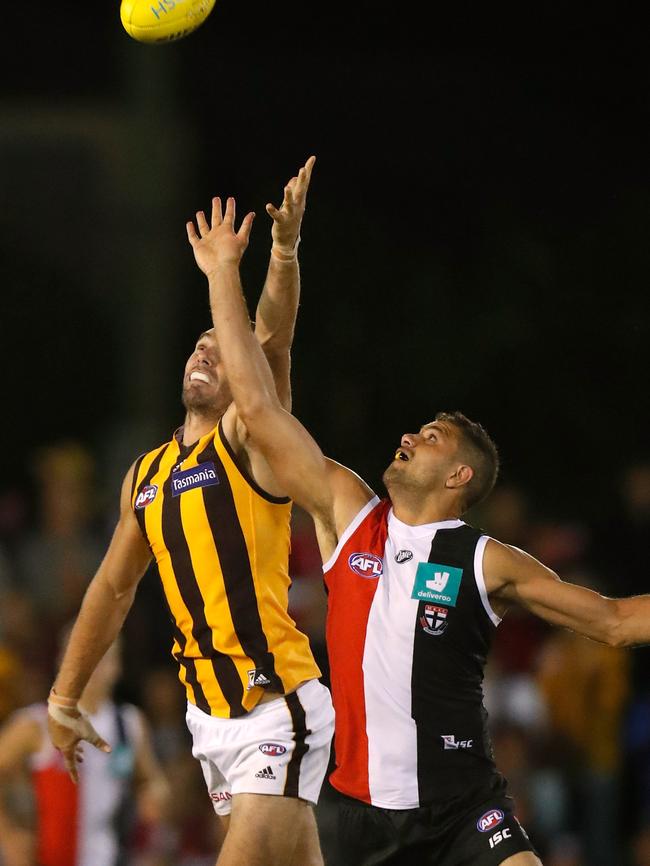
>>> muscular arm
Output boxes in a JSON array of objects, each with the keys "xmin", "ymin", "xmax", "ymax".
[
  {"xmin": 48, "ymin": 462, "xmax": 152, "ymax": 779},
  {"xmin": 486, "ymin": 539, "xmax": 650, "ymax": 647},
  {"xmin": 253, "ymin": 158, "xmax": 315, "ymax": 410},
  {"xmin": 52, "ymin": 464, "xmax": 152, "ymax": 700},
  {"xmin": 187, "ymin": 197, "xmax": 372, "ymax": 560}
]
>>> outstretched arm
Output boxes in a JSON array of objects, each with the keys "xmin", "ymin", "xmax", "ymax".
[
  {"xmin": 187, "ymin": 197, "xmax": 372, "ymax": 557},
  {"xmin": 486, "ymin": 539, "xmax": 650, "ymax": 647},
  {"xmin": 254, "ymin": 156, "xmax": 315, "ymax": 411},
  {"xmin": 48, "ymin": 462, "xmax": 152, "ymax": 780}
]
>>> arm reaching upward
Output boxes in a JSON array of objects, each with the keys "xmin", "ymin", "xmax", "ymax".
[
  {"xmin": 186, "ymin": 197, "xmax": 372, "ymax": 559},
  {"xmin": 254, "ymin": 156, "xmax": 316, "ymax": 410}
]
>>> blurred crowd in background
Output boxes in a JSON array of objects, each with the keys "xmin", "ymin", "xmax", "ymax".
[{"xmin": 0, "ymin": 439, "xmax": 649, "ymax": 866}]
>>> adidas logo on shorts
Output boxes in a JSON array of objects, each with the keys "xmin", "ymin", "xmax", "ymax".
[{"xmin": 255, "ymin": 765, "xmax": 276, "ymax": 780}]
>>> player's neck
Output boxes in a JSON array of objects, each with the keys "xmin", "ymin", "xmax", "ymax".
[
  {"xmin": 182, "ymin": 409, "xmax": 222, "ymax": 445},
  {"xmin": 390, "ymin": 491, "xmax": 461, "ymax": 526}
]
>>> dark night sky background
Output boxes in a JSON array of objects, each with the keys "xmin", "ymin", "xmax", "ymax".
[{"xmin": 1, "ymin": 4, "xmax": 648, "ymax": 522}]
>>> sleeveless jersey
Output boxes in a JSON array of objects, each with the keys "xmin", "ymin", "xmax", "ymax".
[
  {"xmin": 21, "ymin": 702, "xmax": 138, "ymax": 866},
  {"xmin": 324, "ymin": 496, "xmax": 506, "ymax": 809},
  {"xmin": 132, "ymin": 419, "xmax": 320, "ymax": 718}
]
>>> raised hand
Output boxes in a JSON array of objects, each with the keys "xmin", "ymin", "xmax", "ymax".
[
  {"xmin": 186, "ymin": 196, "xmax": 255, "ymax": 276},
  {"xmin": 266, "ymin": 155, "xmax": 316, "ymax": 258}
]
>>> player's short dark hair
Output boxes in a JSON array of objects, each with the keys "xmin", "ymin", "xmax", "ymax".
[{"xmin": 435, "ymin": 411, "xmax": 499, "ymax": 511}]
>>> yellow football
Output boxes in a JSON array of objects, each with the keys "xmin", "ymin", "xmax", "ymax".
[{"xmin": 120, "ymin": 0, "xmax": 216, "ymax": 44}]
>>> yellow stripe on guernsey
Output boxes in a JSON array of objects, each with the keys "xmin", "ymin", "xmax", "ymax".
[{"xmin": 131, "ymin": 421, "xmax": 320, "ymax": 717}]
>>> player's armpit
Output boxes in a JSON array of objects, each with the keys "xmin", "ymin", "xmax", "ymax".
[
  {"xmin": 485, "ymin": 539, "xmax": 622, "ymax": 646},
  {"xmin": 325, "ymin": 459, "xmax": 376, "ymax": 538}
]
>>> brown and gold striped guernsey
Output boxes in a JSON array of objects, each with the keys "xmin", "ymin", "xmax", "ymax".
[{"xmin": 131, "ymin": 419, "xmax": 321, "ymax": 717}]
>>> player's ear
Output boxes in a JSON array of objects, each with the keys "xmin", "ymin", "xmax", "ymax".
[{"xmin": 445, "ymin": 463, "xmax": 473, "ymax": 491}]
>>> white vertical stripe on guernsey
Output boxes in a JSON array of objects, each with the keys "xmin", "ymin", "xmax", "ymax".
[
  {"xmin": 473, "ymin": 535, "xmax": 502, "ymax": 626},
  {"xmin": 362, "ymin": 528, "xmax": 440, "ymax": 808}
]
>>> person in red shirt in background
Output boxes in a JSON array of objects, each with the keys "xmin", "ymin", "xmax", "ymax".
[{"xmin": 0, "ymin": 636, "xmax": 169, "ymax": 866}]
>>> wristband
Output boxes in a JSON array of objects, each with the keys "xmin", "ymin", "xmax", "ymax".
[
  {"xmin": 49, "ymin": 688, "xmax": 79, "ymax": 709},
  {"xmin": 47, "ymin": 703, "xmax": 82, "ymax": 729},
  {"xmin": 271, "ymin": 235, "xmax": 301, "ymax": 262}
]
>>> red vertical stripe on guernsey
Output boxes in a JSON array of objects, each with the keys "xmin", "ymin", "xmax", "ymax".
[
  {"xmin": 34, "ymin": 765, "xmax": 78, "ymax": 866},
  {"xmin": 324, "ymin": 498, "xmax": 390, "ymax": 803}
]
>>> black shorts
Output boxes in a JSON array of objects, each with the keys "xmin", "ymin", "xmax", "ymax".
[{"xmin": 337, "ymin": 791, "xmax": 538, "ymax": 866}]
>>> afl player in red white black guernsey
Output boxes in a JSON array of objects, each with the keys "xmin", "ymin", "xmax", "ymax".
[{"xmin": 188, "ymin": 195, "xmax": 650, "ymax": 866}]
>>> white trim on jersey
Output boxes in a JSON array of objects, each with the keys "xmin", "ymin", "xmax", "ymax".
[
  {"xmin": 322, "ymin": 495, "xmax": 381, "ymax": 573},
  {"xmin": 474, "ymin": 535, "xmax": 502, "ymax": 626}
]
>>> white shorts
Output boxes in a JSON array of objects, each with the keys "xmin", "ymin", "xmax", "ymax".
[{"xmin": 185, "ymin": 678, "xmax": 335, "ymax": 816}]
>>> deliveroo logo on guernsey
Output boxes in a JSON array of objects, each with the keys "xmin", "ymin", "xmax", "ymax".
[{"xmin": 411, "ymin": 562, "xmax": 463, "ymax": 606}]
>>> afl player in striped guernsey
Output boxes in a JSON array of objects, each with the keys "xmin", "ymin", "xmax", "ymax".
[
  {"xmin": 193, "ymin": 195, "xmax": 650, "ymax": 866},
  {"xmin": 47, "ymin": 159, "xmax": 335, "ymax": 866}
]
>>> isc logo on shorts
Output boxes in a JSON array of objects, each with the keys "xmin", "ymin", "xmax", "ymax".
[
  {"xmin": 135, "ymin": 485, "xmax": 158, "ymax": 509},
  {"xmin": 348, "ymin": 552, "xmax": 383, "ymax": 578},
  {"xmin": 477, "ymin": 809, "xmax": 504, "ymax": 833}
]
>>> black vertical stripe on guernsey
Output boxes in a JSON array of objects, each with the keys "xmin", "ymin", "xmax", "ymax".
[
  {"xmin": 160, "ymin": 447, "xmax": 245, "ymax": 718},
  {"xmin": 199, "ymin": 439, "xmax": 283, "ymax": 692},
  {"xmin": 411, "ymin": 524, "xmax": 497, "ymax": 807},
  {"xmin": 284, "ymin": 691, "xmax": 311, "ymax": 797},
  {"xmin": 133, "ymin": 445, "xmax": 213, "ymax": 713},
  {"xmin": 132, "ymin": 445, "xmax": 167, "ymax": 537}
]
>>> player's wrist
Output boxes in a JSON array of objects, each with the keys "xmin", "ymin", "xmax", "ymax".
[
  {"xmin": 48, "ymin": 688, "xmax": 79, "ymax": 711},
  {"xmin": 271, "ymin": 235, "xmax": 300, "ymax": 262}
]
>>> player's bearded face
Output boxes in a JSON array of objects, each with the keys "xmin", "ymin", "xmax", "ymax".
[{"xmin": 182, "ymin": 330, "xmax": 232, "ymax": 413}]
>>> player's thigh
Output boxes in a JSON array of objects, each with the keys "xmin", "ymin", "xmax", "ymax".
[
  {"xmin": 498, "ymin": 855, "xmax": 543, "ymax": 866},
  {"xmin": 217, "ymin": 793, "xmax": 322, "ymax": 866}
]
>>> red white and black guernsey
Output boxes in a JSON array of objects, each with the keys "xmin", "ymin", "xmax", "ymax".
[{"xmin": 324, "ymin": 496, "xmax": 506, "ymax": 810}]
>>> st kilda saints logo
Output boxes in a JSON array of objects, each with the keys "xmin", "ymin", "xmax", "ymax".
[{"xmin": 420, "ymin": 603, "xmax": 449, "ymax": 636}]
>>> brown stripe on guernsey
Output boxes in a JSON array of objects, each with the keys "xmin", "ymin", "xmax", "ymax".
[
  {"xmin": 199, "ymin": 437, "xmax": 283, "ymax": 692},
  {"xmin": 160, "ymin": 444, "xmax": 245, "ymax": 718},
  {"xmin": 283, "ymin": 691, "xmax": 311, "ymax": 797},
  {"xmin": 132, "ymin": 444, "xmax": 168, "ymax": 536},
  {"xmin": 170, "ymin": 622, "xmax": 212, "ymax": 716}
]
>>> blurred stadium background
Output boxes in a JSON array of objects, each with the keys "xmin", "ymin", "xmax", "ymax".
[{"xmin": 1, "ymin": 4, "xmax": 649, "ymax": 864}]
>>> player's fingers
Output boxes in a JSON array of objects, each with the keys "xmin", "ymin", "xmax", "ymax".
[
  {"xmin": 211, "ymin": 196, "xmax": 223, "ymax": 227},
  {"xmin": 304, "ymin": 155, "xmax": 316, "ymax": 179},
  {"xmin": 266, "ymin": 202, "xmax": 282, "ymax": 221},
  {"xmin": 223, "ymin": 197, "xmax": 235, "ymax": 225},
  {"xmin": 237, "ymin": 211, "xmax": 255, "ymax": 243},
  {"xmin": 196, "ymin": 210, "xmax": 209, "ymax": 236},
  {"xmin": 88, "ymin": 732, "xmax": 112, "ymax": 753},
  {"xmin": 284, "ymin": 185, "xmax": 294, "ymax": 208},
  {"xmin": 186, "ymin": 221, "xmax": 199, "ymax": 245},
  {"xmin": 62, "ymin": 750, "xmax": 79, "ymax": 784}
]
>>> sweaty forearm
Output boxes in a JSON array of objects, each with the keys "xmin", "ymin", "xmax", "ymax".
[{"xmin": 53, "ymin": 573, "xmax": 135, "ymax": 700}]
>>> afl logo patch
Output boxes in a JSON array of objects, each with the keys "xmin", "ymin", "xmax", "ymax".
[
  {"xmin": 477, "ymin": 809, "xmax": 504, "ymax": 833},
  {"xmin": 135, "ymin": 485, "xmax": 158, "ymax": 509},
  {"xmin": 259, "ymin": 743, "xmax": 287, "ymax": 757},
  {"xmin": 348, "ymin": 553, "xmax": 383, "ymax": 578}
]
